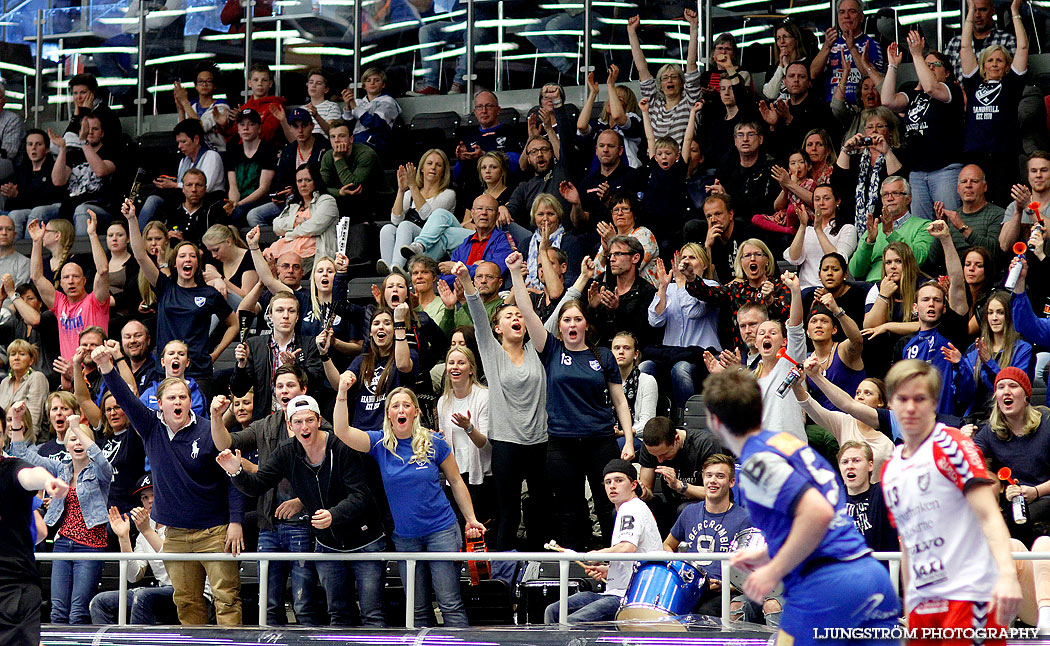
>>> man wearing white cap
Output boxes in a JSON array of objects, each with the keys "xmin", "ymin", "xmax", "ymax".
[{"xmin": 215, "ymin": 393, "xmax": 390, "ymax": 627}]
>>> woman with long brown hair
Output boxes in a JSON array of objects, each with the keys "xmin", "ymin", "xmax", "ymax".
[
  {"xmin": 505, "ymin": 249, "xmax": 635, "ymax": 549},
  {"xmin": 123, "ymin": 199, "xmax": 239, "ymax": 394}
]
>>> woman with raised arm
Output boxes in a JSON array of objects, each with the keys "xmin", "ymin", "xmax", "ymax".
[
  {"xmin": 27, "ymin": 212, "xmax": 109, "ymax": 361},
  {"xmin": 793, "ymin": 358, "xmax": 895, "ymax": 478},
  {"xmin": 880, "ymin": 31, "xmax": 965, "ymax": 219},
  {"xmin": 344, "ymin": 303, "xmax": 418, "ymax": 431},
  {"xmin": 8, "ymin": 404, "xmax": 111, "ymax": 624},
  {"xmin": 804, "ymin": 288, "xmax": 865, "ymax": 413},
  {"xmin": 627, "ymin": 9, "xmax": 701, "ymax": 145},
  {"xmin": 960, "ymin": 0, "xmax": 1028, "ymax": 203},
  {"xmin": 454, "ymin": 259, "xmax": 550, "ymax": 550},
  {"xmin": 333, "ymin": 381, "xmax": 482, "ymax": 627},
  {"xmin": 506, "ymin": 249, "xmax": 635, "ymax": 549},
  {"xmin": 122, "ymin": 199, "xmax": 239, "ymax": 394}
]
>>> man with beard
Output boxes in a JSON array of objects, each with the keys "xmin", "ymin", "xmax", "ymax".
[
  {"xmin": 217, "ymin": 393, "xmax": 390, "ymax": 626},
  {"xmin": 849, "ymin": 176, "xmax": 934, "ymax": 281},
  {"xmin": 121, "ymin": 319, "xmax": 160, "ymax": 393},
  {"xmin": 231, "ymin": 291, "xmax": 324, "ymax": 421},
  {"xmin": 588, "ymin": 235, "xmax": 657, "ymax": 348},
  {"xmin": 562, "ymin": 129, "xmax": 639, "ymax": 236},
  {"xmin": 212, "ymin": 368, "xmax": 328, "ymax": 626},
  {"xmin": 500, "ymin": 136, "xmax": 569, "ymax": 247},
  {"xmin": 944, "ymin": 0, "xmax": 1017, "ymax": 80},
  {"xmin": 435, "ymin": 261, "xmax": 504, "ymax": 331}
]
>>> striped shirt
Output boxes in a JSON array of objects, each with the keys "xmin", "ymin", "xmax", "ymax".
[{"xmin": 640, "ymin": 70, "xmax": 702, "ymax": 146}]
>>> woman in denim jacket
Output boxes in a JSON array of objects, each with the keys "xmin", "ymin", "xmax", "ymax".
[{"xmin": 9, "ymin": 403, "xmax": 112, "ymax": 624}]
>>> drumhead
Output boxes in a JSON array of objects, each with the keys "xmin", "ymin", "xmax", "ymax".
[{"xmin": 728, "ymin": 528, "xmax": 768, "ymax": 592}]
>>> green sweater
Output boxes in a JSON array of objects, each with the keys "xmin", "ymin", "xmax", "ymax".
[
  {"xmin": 849, "ymin": 215, "xmax": 934, "ymax": 282},
  {"xmin": 319, "ymin": 144, "xmax": 389, "ymax": 202},
  {"xmin": 436, "ymin": 294, "xmax": 505, "ymax": 335}
]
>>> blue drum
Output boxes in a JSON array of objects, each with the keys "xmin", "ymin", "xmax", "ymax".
[{"xmin": 616, "ymin": 560, "xmax": 708, "ymax": 630}]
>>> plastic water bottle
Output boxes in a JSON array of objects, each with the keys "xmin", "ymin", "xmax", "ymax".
[{"xmin": 1013, "ymin": 493, "xmax": 1029, "ymax": 525}]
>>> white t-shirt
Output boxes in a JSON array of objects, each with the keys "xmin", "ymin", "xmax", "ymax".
[
  {"xmin": 436, "ymin": 386, "xmax": 491, "ymax": 485},
  {"xmin": 605, "ymin": 496, "xmax": 663, "ymax": 597},
  {"xmin": 756, "ymin": 323, "xmax": 808, "ymax": 442},
  {"xmin": 880, "ymin": 424, "xmax": 998, "ymax": 612}
]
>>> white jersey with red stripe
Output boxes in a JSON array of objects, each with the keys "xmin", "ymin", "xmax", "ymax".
[{"xmin": 880, "ymin": 424, "xmax": 998, "ymax": 613}]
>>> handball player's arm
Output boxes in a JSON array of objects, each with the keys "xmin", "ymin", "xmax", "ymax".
[
  {"xmin": 747, "ymin": 488, "xmax": 833, "ymax": 599},
  {"xmin": 966, "ymin": 482, "xmax": 1023, "ymax": 624}
]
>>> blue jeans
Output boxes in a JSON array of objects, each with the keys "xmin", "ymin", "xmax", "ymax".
[
  {"xmin": 909, "ymin": 163, "xmax": 962, "ymax": 220},
  {"xmin": 418, "ymin": 19, "xmax": 467, "ymax": 88},
  {"xmin": 413, "ymin": 208, "xmax": 473, "ymax": 259},
  {"xmin": 247, "ymin": 201, "xmax": 283, "ymax": 227},
  {"xmin": 89, "ymin": 585, "xmax": 177, "ymax": 625},
  {"xmin": 543, "ymin": 591, "xmax": 621, "ymax": 624},
  {"xmin": 51, "ymin": 535, "xmax": 106, "ymax": 624},
  {"xmin": 380, "ymin": 221, "xmax": 422, "ymax": 269},
  {"xmin": 73, "ymin": 202, "xmax": 114, "ymax": 236},
  {"xmin": 258, "ymin": 523, "xmax": 325, "ymax": 626},
  {"xmin": 137, "ymin": 194, "xmax": 165, "ymax": 227},
  {"xmin": 393, "ymin": 524, "xmax": 468, "ymax": 627},
  {"xmin": 314, "ymin": 536, "xmax": 388, "ymax": 626},
  {"xmin": 524, "ymin": 12, "xmax": 583, "ymax": 75},
  {"xmin": 640, "ymin": 358, "xmax": 701, "ymax": 409},
  {"xmin": 5, "ymin": 203, "xmax": 59, "ymax": 239}
]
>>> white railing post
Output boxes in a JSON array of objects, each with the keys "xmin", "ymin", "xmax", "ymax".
[
  {"xmin": 720, "ymin": 561, "xmax": 731, "ymax": 628},
  {"xmin": 558, "ymin": 559, "xmax": 569, "ymax": 626},
  {"xmin": 257, "ymin": 559, "xmax": 269, "ymax": 626},
  {"xmin": 117, "ymin": 560, "xmax": 128, "ymax": 625},
  {"xmin": 405, "ymin": 559, "xmax": 416, "ymax": 629}
]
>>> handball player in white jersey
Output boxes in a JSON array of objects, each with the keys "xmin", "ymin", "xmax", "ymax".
[{"xmin": 881, "ymin": 359, "xmax": 1022, "ymax": 645}]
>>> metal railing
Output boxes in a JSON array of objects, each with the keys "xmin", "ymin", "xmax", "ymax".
[
  {"xmin": 31, "ymin": 548, "xmax": 919, "ymax": 629},
  {"xmin": 7, "ymin": 0, "xmax": 1018, "ymax": 135}
]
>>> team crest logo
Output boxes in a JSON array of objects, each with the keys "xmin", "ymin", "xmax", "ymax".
[
  {"xmin": 194, "ymin": 296, "xmax": 206, "ymax": 307},
  {"xmin": 975, "ymin": 82, "xmax": 1001, "ymax": 105},
  {"xmin": 917, "ymin": 472, "xmax": 931, "ymax": 492},
  {"xmin": 589, "ymin": 360, "xmax": 601, "ymax": 371}
]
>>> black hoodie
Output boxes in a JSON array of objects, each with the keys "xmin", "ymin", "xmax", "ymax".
[{"xmin": 231, "ymin": 430, "xmax": 386, "ymax": 551}]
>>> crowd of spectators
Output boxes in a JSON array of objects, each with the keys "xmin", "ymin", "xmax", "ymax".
[{"xmin": 2, "ymin": 0, "xmax": 1050, "ymax": 629}]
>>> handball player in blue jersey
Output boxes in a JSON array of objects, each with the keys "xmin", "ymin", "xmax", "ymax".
[{"xmin": 702, "ymin": 368, "xmax": 900, "ymax": 645}]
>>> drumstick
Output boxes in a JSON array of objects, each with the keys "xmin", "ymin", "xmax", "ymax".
[{"xmin": 545, "ymin": 540, "xmax": 606, "ymax": 581}]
